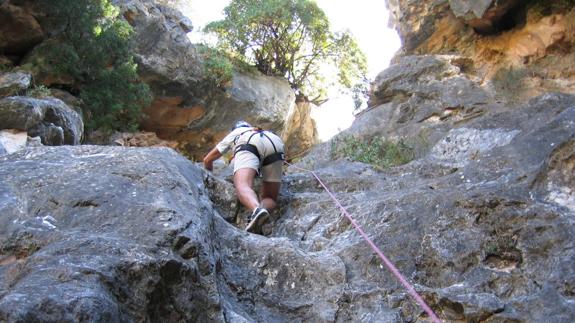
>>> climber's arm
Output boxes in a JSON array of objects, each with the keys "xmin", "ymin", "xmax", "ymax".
[{"xmin": 203, "ymin": 147, "xmax": 222, "ymax": 172}]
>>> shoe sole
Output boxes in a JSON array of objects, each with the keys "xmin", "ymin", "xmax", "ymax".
[{"xmin": 246, "ymin": 210, "xmax": 270, "ymax": 233}]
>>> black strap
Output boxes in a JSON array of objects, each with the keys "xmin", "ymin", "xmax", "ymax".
[
  {"xmin": 262, "ymin": 152, "xmax": 285, "ymax": 166},
  {"xmin": 234, "ymin": 129, "xmax": 284, "ymax": 167},
  {"xmin": 234, "ymin": 144, "xmax": 260, "ymax": 160}
]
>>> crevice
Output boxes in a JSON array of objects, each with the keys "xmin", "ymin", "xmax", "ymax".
[{"xmin": 73, "ymin": 200, "xmax": 99, "ymax": 208}]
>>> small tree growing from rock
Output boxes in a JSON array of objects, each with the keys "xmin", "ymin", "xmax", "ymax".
[
  {"xmin": 32, "ymin": 0, "xmax": 152, "ymax": 132},
  {"xmin": 205, "ymin": 0, "xmax": 368, "ymax": 105}
]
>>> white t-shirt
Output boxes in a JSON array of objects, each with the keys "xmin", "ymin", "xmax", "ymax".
[{"xmin": 216, "ymin": 127, "xmax": 284, "ymax": 158}]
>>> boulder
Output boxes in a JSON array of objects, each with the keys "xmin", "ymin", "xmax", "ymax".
[
  {"xmin": 0, "ymin": 146, "xmax": 346, "ymax": 322},
  {"xmin": 301, "ymin": 55, "xmax": 499, "ymax": 163},
  {"xmin": 0, "ymin": 146, "xmax": 224, "ymax": 322},
  {"xmin": 282, "ymin": 100, "xmax": 319, "ymax": 159},
  {"xmin": 0, "ymin": 129, "xmax": 27, "ymax": 155},
  {"xmin": 0, "ymin": 96, "xmax": 83, "ymax": 145},
  {"xmin": 0, "ymin": 2, "xmax": 43, "ymax": 55},
  {"xmin": 113, "ymin": 0, "xmax": 300, "ymax": 159},
  {"xmin": 0, "ymin": 71, "xmax": 31, "ymax": 97}
]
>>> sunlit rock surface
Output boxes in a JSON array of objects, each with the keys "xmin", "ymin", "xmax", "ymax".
[{"xmin": 114, "ymin": 0, "xmax": 302, "ymax": 159}]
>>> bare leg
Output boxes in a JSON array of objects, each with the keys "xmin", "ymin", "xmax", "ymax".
[
  {"xmin": 260, "ymin": 181, "xmax": 281, "ymax": 211},
  {"xmin": 233, "ymin": 168, "xmax": 259, "ymax": 211}
]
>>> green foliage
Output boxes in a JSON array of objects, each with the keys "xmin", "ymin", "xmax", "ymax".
[
  {"xmin": 205, "ymin": 0, "xmax": 368, "ymax": 105},
  {"xmin": 197, "ymin": 45, "xmax": 234, "ymax": 86},
  {"xmin": 331, "ymin": 135, "xmax": 415, "ymax": 169},
  {"xmin": 26, "ymin": 85, "xmax": 51, "ymax": 98},
  {"xmin": 0, "ymin": 63, "xmax": 9, "ymax": 72},
  {"xmin": 41, "ymin": 0, "xmax": 151, "ymax": 131}
]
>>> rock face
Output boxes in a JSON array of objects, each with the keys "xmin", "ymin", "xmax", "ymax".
[
  {"xmin": 0, "ymin": 146, "xmax": 223, "ymax": 322},
  {"xmin": 449, "ymin": 0, "xmax": 520, "ymax": 34},
  {"xmin": 282, "ymin": 100, "xmax": 319, "ymax": 159},
  {"xmin": 0, "ymin": 97, "xmax": 83, "ymax": 145},
  {"xmin": 1, "ymin": 93, "xmax": 573, "ymax": 322},
  {"xmin": 287, "ymin": 93, "xmax": 575, "ymax": 322},
  {"xmin": 0, "ymin": 2, "xmax": 43, "ymax": 55},
  {"xmin": 0, "ymin": 72, "xmax": 31, "ymax": 97},
  {"xmin": 0, "ymin": 129, "xmax": 27, "ymax": 155},
  {"xmin": 1, "ymin": 0, "xmax": 574, "ymax": 322},
  {"xmin": 386, "ymin": 1, "xmax": 575, "ymax": 105},
  {"xmin": 113, "ymin": 0, "xmax": 301, "ymax": 159}
]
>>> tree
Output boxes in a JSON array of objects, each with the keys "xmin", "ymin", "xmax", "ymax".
[
  {"xmin": 205, "ymin": 0, "xmax": 368, "ymax": 105},
  {"xmin": 39, "ymin": 0, "xmax": 151, "ymax": 131}
]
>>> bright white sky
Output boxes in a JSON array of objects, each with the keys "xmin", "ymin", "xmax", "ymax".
[{"xmin": 182, "ymin": 0, "xmax": 401, "ymax": 141}]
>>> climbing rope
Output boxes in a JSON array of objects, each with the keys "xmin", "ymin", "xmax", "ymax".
[{"xmin": 284, "ymin": 161, "xmax": 442, "ymax": 323}]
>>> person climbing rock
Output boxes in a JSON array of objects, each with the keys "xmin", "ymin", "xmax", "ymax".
[{"xmin": 203, "ymin": 121, "xmax": 285, "ymax": 234}]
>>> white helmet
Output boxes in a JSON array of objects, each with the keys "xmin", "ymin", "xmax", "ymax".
[{"xmin": 232, "ymin": 120, "xmax": 252, "ymax": 130}]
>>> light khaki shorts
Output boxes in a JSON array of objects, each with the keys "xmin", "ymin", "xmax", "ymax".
[{"xmin": 233, "ymin": 150, "xmax": 283, "ymax": 182}]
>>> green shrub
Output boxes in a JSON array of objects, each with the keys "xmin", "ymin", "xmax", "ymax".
[
  {"xmin": 26, "ymin": 85, "xmax": 51, "ymax": 98},
  {"xmin": 331, "ymin": 135, "xmax": 415, "ymax": 169},
  {"xmin": 41, "ymin": 0, "xmax": 151, "ymax": 132},
  {"xmin": 197, "ymin": 45, "xmax": 234, "ymax": 87}
]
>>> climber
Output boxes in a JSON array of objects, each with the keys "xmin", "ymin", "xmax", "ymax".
[{"xmin": 203, "ymin": 120, "xmax": 285, "ymax": 234}]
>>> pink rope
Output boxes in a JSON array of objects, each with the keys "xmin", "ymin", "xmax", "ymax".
[{"xmin": 285, "ymin": 161, "xmax": 442, "ymax": 323}]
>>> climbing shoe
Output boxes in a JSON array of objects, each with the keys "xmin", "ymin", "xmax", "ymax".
[{"xmin": 246, "ymin": 207, "xmax": 270, "ymax": 234}]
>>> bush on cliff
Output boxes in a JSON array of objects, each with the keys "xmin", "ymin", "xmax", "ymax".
[
  {"xmin": 35, "ymin": 0, "xmax": 151, "ymax": 131},
  {"xmin": 205, "ymin": 0, "xmax": 368, "ymax": 105},
  {"xmin": 331, "ymin": 135, "xmax": 415, "ymax": 169}
]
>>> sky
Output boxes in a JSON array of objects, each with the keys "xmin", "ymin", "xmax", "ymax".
[{"xmin": 182, "ymin": 0, "xmax": 401, "ymax": 141}]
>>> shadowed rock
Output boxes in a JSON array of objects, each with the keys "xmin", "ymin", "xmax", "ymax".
[{"xmin": 0, "ymin": 97, "xmax": 83, "ymax": 146}]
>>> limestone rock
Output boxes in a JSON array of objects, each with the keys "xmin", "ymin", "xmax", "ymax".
[
  {"xmin": 327, "ymin": 55, "xmax": 496, "ymax": 160},
  {"xmin": 282, "ymin": 100, "xmax": 319, "ymax": 159},
  {"xmin": 0, "ymin": 2, "xmax": 43, "ymax": 55},
  {"xmin": 385, "ymin": 1, "xmax": 575, "ymax": 104},
  {"xmin": 449, "ymin": 0, "xmax": 520, "ymax": 34},
  {"xmin": 0, "ymin": 71, "xmax": 31, "ymax": 97},
  {"xmin": 113, "ymin": 0, "xmax": 298, "ymax": 159},
  {"xmin": 284, "ymin": 93, "xmax": 575, "ymax": 321},
  {"xmin": 0, "ymin": 94, "xmax": 573, "ymax": 322},
  {"xmin": 0, "ymin": 146, "xmax": 349, "ymax": 322},
  {"xmin": 0, "ymin": 97, "xmax": 83, "ymax": 145},
  {"xmin": 0, "ymin": 146, "xmax": 224, "ymax": 322},
  {"xmin": 0, "ymin": 129, "xmax": 27, "ymax": 155}
]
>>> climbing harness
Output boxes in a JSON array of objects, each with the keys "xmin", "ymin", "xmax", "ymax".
[
  {"xmin": 234, "ymin": 128, "xmax": 285, "ymax": 167},
  {"xmin": 284, "ymin": 161, "xmax": 442, "ymax": 323}
]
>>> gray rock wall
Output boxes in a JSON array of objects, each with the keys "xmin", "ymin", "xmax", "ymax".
[{"xmin": 1, "ymin": 93, "xmax": 572, "ymax": 322}]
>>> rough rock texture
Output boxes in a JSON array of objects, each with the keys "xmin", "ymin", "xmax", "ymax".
[
  {"xmin": 0, "ymin": 97, "xmax": 83, "ymax": 145},
  {"xmin": 0, "ymin": 146, "xmax": 224, "ymax": 322},
  {"xmin": 2, "ymin": 95, "xmax": 572, "ymax": 322},
  {"xmin": 0, "ymin": 72, "xmax": 31, "ymax": 97},
  {"xmin": 0, "ymin": 147, "xmax": 352, "ymax": 322},
  {"xmin": 288, "ymin": 93, "xmax": 575, "ymax": 322},
  {"xmin": 303, "ymin": 54, "xmax": 500, "ymax": 161},
  {"xmin": 1, "ymin": 0, "xmax": 574, "ymax": 322},
  {"xmin": 113, "ymin": 0, "xmax": 303, "ymax": 159},
  {"xmin": 386, "ymin": 1, "xmax": 575, "ymax": 105},
  {"xmin": 449, "ymin": 0, "xmax": 520, "ymax": 34},
  {"xmin": 282, "ymin": 100, "xmax": 319, "ymax": 159},
  {"xmin": 0, "ymin": 129, "xmax": 27, "ymax": 155},
  {"xmin": 0, "ymin": 2, "xmax": 43, "ymax": 55}
]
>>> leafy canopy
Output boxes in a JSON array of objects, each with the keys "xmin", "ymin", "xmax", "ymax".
[
  {"xmin": 205, "ymin": 0, "xmax": 368, "ymax": 105},
  {"xmin": 41, "ymin": 0, "xmax": 151, "ymax": 131}
]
